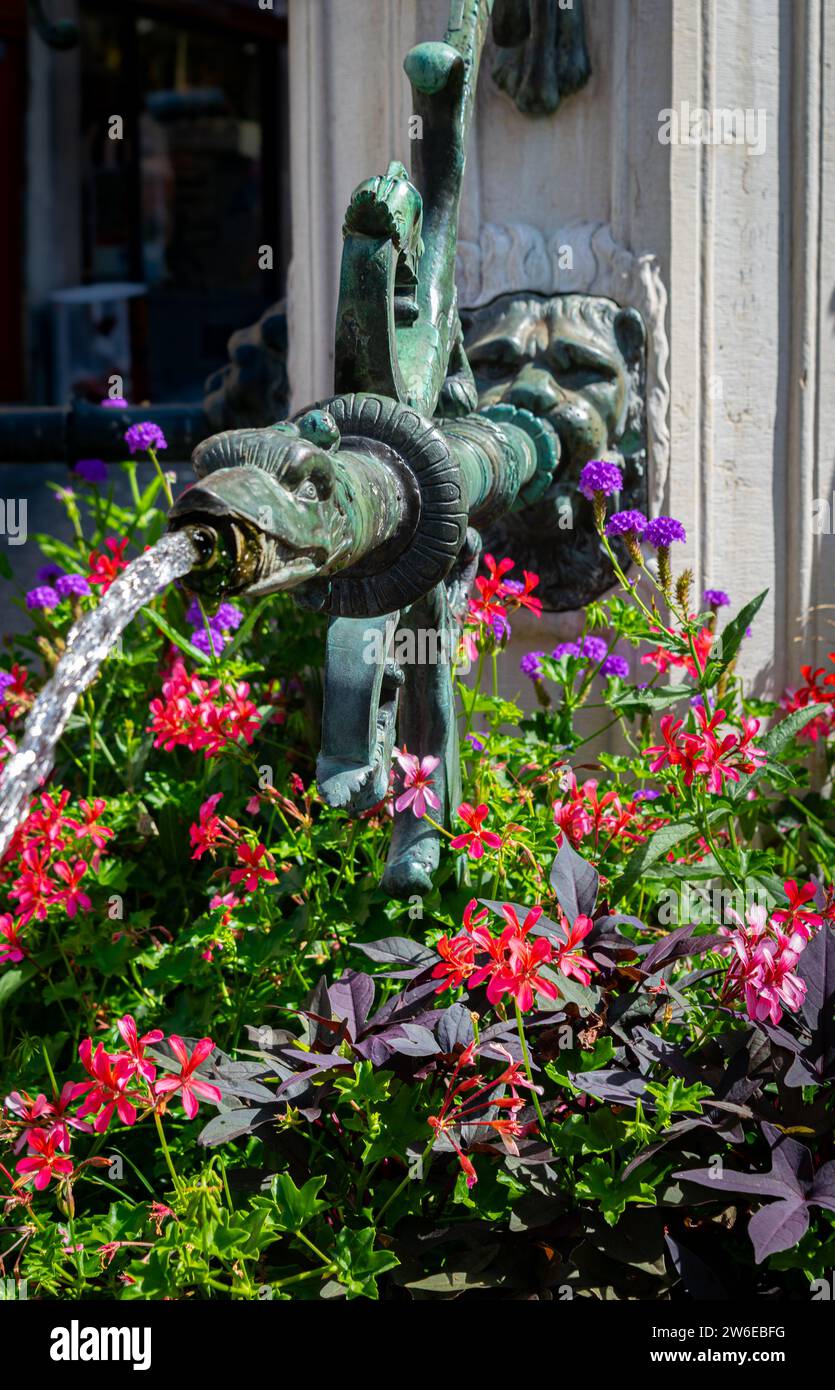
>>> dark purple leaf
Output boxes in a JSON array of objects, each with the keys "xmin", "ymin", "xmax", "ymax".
[
  {"xmin": 354, "ymin": 936, "xmax": 438, "ymax": 968},
  {"xmin": 569, "ymin": 1069, "xmax": 651, "ymax": 1107},
  {"xmin": 198, "ymin": 1106, "xmax": 277, "ymax": 1146},
  {"xmin": 437, "ymin": 1002, "xmax": 474, "ymax": 1053},
  {"xmin": 306, "ymin": 977, "xmax": 332, "ymax": 1047},
  {"xmin": 640, "ymin": 925, "xmax": 724, "ymax": 975},
  {"xmin": 365, "ymin": 976, "xmax": 440, "ymax": 1030},
  {"xmin": 328, "ymin": 970, "xmax": 375, "ymax": 1040},
  {"xmin": 808, "ymin": 1158, "xmax": 835, "ymax": 1212},
  {"xmin": 387, "ymin": 1023, "xmax": 440, "ymax": 1057},
  {"xmin": 763, "ymin": 1126, "xmax": 813, "ymax": 1194},
  {"xmin": 664, "ymin": 1232, "xmax": 728, "ymax": 1300},
  {"xmin": 549, "ymin": 837, "xmax": 598, "ymax": 923},
  {"xmin": 672, "ymin": 1163, "xmax": 797, "ymax": 1200},
  {"xmin": 748, "ymin": 1198, "xmax": 809, "ymax": 1263},
  {"xmin": 797, "ymin": 921, "xmax": 835, "ymax": 1075}
]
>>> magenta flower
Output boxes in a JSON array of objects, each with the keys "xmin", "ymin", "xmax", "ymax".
[
  {"xmin": 125, "ymin": 421, "xmax": 168, "ymax": 455},
  {"xmin": 644, "ymin": 516, "xmax": 686, "ymax": 547},
  {"xmin": 703, "ymin": 588, "xmax": 730, "ymax": 608},
  {"xmin": 578, "ymin": 460, "xmax": 624, "ymax": 500},
  {"xmin": 394, "ymin": 751, "xmax": 441, "ymax": 818},
  {"xmin": 154, "ymin": 1037, "xmax": 221, "ymax": 1120},
  {"xmin": 554, "ymin": 914, "xmax": 599, "ymax": 987},
  {"xmin": 101, "ymin": 396, "xmax": 129, "ymax": 409}
]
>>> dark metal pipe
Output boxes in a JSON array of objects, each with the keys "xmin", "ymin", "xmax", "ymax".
[{"xmin": 0, "ymin": 401, "xmax": 214, "ymax": 464}]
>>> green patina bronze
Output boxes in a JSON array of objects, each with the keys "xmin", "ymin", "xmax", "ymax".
[
  {"xmin": 491, "ymin": 0, "xmax": 591, "ymax": 117},
  {"xmin": 168, "ymin": 0, "xmax": 641, "ymax": 898}
]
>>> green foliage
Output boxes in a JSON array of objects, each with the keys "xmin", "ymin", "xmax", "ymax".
[{"xmin": 1, "ymin": 475, "xmax": 834, "ymax": 1301}]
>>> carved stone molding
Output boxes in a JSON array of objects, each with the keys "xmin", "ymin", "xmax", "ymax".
[{"xmin": 456, "ymin": 220, "xmax": 670, "ymax": 512}]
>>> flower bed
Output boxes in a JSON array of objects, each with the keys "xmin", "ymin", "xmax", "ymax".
[{"xmin": 1, "ymin": 441, "xmax": 834, "ymax": 1301}]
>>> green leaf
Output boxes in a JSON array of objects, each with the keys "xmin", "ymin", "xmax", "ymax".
[
  {"xmin": 729, "ymin": 703, "xmax": 825, "ymax": 800},
  {"xmin": 606, "ymin": 684, "xmax": 693, "ymax": 717},
  {"xmin": 705, "ymin": 589, "xmax": 767, "ymax": 680},
  {"xmin": 332, "ymin": 1227, "xmax": 399, "ymax": 1299},
  {"xmin": 269, "ymin": 1173, "xmax": 327, "ymax": 1232},
  {"xmin": 575, "ymin": 1157, "xmax": 656, "ymax": 1225},
  {"xmin": 609, "ymin": 820, "xmax": 699, "ymax": 905},
  {"xmin": 140, "ymin": 606, "xmax": 210, "ymax": 665}
]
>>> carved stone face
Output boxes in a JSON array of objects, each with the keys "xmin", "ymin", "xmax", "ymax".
[{"xmin": 461, "ymin": 291, "xmax": 648, "ymax": 610}]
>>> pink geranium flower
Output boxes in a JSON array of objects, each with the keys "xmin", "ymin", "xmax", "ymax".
[
  {"xmin": 15, "ymin": 1128, "xmax": 74, "ymax": 1190},
  {"xmin": 116, "ymin": 1015, "xmax": 164, "ymax": 1084},
  {"xmin": 450, "ymin": 803, "xmax": 502, "ymax": 859},
  {"xmin": 393, "ymin": 751, "xmax": 441, "ymax": 818},
  {"xmin": 229, "ymin": 843, "xmax": 277, "ymax": 893},
  {"xmin": 154, "ymin": 1037, "xmax": 221, "ymax": 1120},
  {"xmin": 0, "ymin": 913, "xmax": 25, "ymax": 964},
  {"xmin": 554, "ymin": 914, "xmax": 598, "ymax": 987},
  {"xmin": 51, "ymin": 858, "xmax": 91, "ymax": 916},
  {"xmin": 77, "ymin": 1040, "xmax": 142, "ymax": 1132}
]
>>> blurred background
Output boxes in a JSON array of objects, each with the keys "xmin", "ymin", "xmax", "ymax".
[{"xmin": 0, "ymin": 0, "xmax": 289, "ymax": 408}]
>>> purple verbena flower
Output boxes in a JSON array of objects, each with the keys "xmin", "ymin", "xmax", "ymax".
[
  {"xmin": 213, "ymin": 603, "xmax": 243, "ymax": 632},
  {"xmin": 55, "ymin": 573, "xmax": 91, "ymax": 600},
  {"xmin": 703, "ymin": 588, "xmax": 730, "ymax": 609},
  {"xmin": 633, "ymin": 788, "xmax": 661, "ymax": 802},
  {"xmin": 74, "ymin": 459, "xmax": 108, "ymax": 484},
  {"xmin": 466, "ymin": 734, "xmax": 486, "ymax": 753},
  {"xmin": 578, "ymin": 459, "xmax": 624, "ymax": 500},
  {"xmin": 600, "ymin": 653, "xmax": 629, "ymax": 679},
  {"xmin": 26, "ymin": 586, "xmax": 59, "ymax": 611},
  {"xmin": 0, "ymin": 671, "xmax": 15, "ymax": 694},
  {"xmin": 191, "ymin": 627, "xmax": 227, "ymax": 658},
  {"xmin": 605, "ymin": 509, "xmax": 647, "ymax": 538},
  {"xmin": 551, "ymin": 641, "xmax": 581, "ymax": 661},
  {"xmin": 579, "ymin": 635, "xmax": 608, "ymax": 665},
  {"xmin": 36, "ymin": 563, "xmax": 64, "ymax": 585},
  {"xmin": 491, "ymin": 612, "xmax": 511, "ymax": 643},
  {"xmin": 520, "ymin": 651, "xmax": 545, "ymax": 679},
  {"xmin": 644, "ymin": 515, "xmax": 686, "ymax": 547},
  {"xmin": 125, "ymin": 421, "xmax": 168, "ymax": 455}
]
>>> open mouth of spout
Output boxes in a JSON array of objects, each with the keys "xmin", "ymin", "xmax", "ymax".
[{"xmin": 168, "ymin": 511, "xmax": 321, "ymax": 599}]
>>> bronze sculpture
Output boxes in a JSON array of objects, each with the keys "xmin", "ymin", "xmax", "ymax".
[{"xmin": 169, "ymin": 0, "xmax": 647, "ymax": 898}]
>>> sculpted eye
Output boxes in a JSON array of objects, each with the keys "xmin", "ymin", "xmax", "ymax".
[{"xmin": 296, "ymin": 478, "xmax": 320, "ymax": 502}]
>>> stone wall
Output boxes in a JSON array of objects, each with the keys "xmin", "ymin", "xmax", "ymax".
[{"xmin": 286, "ymin": 0, "xmax": 835, "ymax": 698}]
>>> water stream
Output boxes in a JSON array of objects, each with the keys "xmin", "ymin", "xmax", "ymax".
[{"xmin": 0, "ymin": 530, "xmax": 198, "ymax": 860}]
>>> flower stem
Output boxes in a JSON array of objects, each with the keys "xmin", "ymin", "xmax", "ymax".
[
  {"xmin": 514, "ymin": 1000, "xmax": 548, "ymax": 1138},
  {"xmin": 153, "ymin": 1109, "xmax": 180, "ymax": 1193},
  {"xmin": 377, "ymin": 1137, "xmax": 434, "ymax": 1223}
]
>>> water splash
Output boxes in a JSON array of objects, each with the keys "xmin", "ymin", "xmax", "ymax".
[{"xmin": 0, "ymin": 530, "xmax": 198, "ymax": 860}]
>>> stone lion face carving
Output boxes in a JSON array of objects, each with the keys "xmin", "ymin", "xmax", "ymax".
[{"xmin": 461, "ymin": 292, "xmax": 648, "ymax": 610}]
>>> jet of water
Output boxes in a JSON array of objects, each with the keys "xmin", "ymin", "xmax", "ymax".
[{"xmin": 0, "ymin": 529, "xmax": 199, "ymax": 861}]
